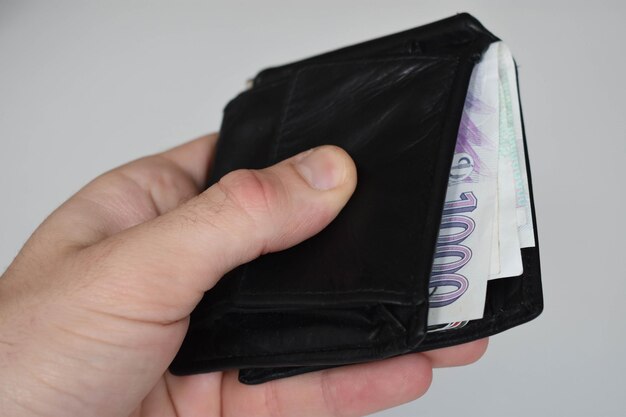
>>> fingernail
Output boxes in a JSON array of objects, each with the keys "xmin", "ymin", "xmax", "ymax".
[{"xmin": 294, "ymin": 146, "xmax": 347, "ymax": 190}]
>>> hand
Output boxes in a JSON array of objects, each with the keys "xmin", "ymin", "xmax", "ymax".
[{"xmin": 0, "ymin": 134, "xmax": 487, "ymax": 417}]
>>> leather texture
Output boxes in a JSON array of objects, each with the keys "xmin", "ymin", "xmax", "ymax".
[{"xmin": 169, "ymin": 13, "xmax": 543, "ymax": 384}]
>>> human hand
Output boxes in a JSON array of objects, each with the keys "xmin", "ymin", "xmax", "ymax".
[{"xmin": 0, "ymin": 134, "xmax": 487, "ymax": 417}]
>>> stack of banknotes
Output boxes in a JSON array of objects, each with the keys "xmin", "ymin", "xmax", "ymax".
[{"xmin": 427, "ymin": 42, "xmax": 535, "ymax": 331}]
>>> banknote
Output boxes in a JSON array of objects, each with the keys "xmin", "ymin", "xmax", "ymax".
[
  {"xmin": 427, "ymin": 42, "xmax": 500, "ymax": 326},
  {"xmin": 427, "ymin": 41, "xmax": 536, "ymax": 328},
  {"xmin": 490, "ymin": 42, "xmax": 524, "ymax": 279},
  {"xmin": 498, "ymin": 43, "xmax": 536, "ymax": 248}
]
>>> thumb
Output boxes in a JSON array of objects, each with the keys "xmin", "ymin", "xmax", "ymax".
[{"xmin": 82, "ymin": 145, "xmax": 357, "ymax": 320}]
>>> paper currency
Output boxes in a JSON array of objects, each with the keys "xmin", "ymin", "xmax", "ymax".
[
  {"xmin": 427, "ymin": 42, "xmax": 500, "ymax": 326},
  {"xmin": 427, "ymin": 41, "xmax": 535, "ymax": 328},
  {"xmin": 498, "ymin": 43, "xmax": 536, "ymax": 248},
  {"xmin": 490, "ymin": 42, "xmax": 524, "ymax": 279}
]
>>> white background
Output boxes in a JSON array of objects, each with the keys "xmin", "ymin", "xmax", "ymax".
[{"xmin": 1, "ymin": 1, "xmax": 624, "ymax": 416}]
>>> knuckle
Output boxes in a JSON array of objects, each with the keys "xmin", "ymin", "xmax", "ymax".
[{"xmin": 217, "ymin": 169, "xmax": 283, "ymax": 218}]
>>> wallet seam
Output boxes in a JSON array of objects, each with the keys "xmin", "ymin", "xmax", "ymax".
[
  {"xmin": 238, "ymin": 289, "xmax": 412, "ymax": 296},
  {"xmin": 270, "ymin": 64, "xmax": 300, "ymax": 163},
  {"xmin": 174, "ymin": 339, "xmax": 393, "ymax": 363}
]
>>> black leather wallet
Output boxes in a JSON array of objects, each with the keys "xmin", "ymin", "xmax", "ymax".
[{"xmin": 170, "ymin": 13, "xmax": 543, "ymax": 384}]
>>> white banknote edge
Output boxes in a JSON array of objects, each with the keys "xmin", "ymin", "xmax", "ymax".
[
  {"xmin": 499, "ymin": 43, "xmax": 536, "ymax": 248},
  {"xmin": 491, "ymin": 42, "xmax": 524, "ymax": 279},
  {"xmin": 492, "ymin": 157, "xmax": 523, "ymax": 278}
]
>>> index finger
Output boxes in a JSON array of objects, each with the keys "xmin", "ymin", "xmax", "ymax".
[{"xmin": 160, "ymin": 133, "xmax": 219, "ymax": 189}]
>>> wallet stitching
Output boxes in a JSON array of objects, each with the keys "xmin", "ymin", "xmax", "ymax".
[
  {"xmin": 177, "ymin": 339, "xmax": 396, "ymax": 363},
  {"xmin": 270, "ymin": 67, "xmax": 300, "ymax": 163},
  {"xmin": 239, "ymin": 288, "xmax": 412, "ymax": 296}
]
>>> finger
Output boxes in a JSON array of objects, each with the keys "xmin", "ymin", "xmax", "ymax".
[
  {"xmin": 159, "ymin": 133, "xmax": 219, "ymax": 189},
  {"xmin": 221, "ymin": 353, "xmax": 432, "ymax": 417},
  {"xmin": 84, "ymin": 145, "xmax": 357, "ymax": 321},
  {"xmin": 32, "ymin": 134, "xmax": 219, "ymax": 252},
  {"xmin": 422, "ymin": 338, "xmax": 489, "ymax": 368}
]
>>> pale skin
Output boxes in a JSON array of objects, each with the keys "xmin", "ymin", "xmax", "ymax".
[{"xmin": 0, "ymin": 133, "xmax": 488, "ymax": 417}]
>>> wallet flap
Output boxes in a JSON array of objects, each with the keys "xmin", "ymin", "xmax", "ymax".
[{"xmin": 235, "ymin": 56, "xmax": 460, "ymax": 306}]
